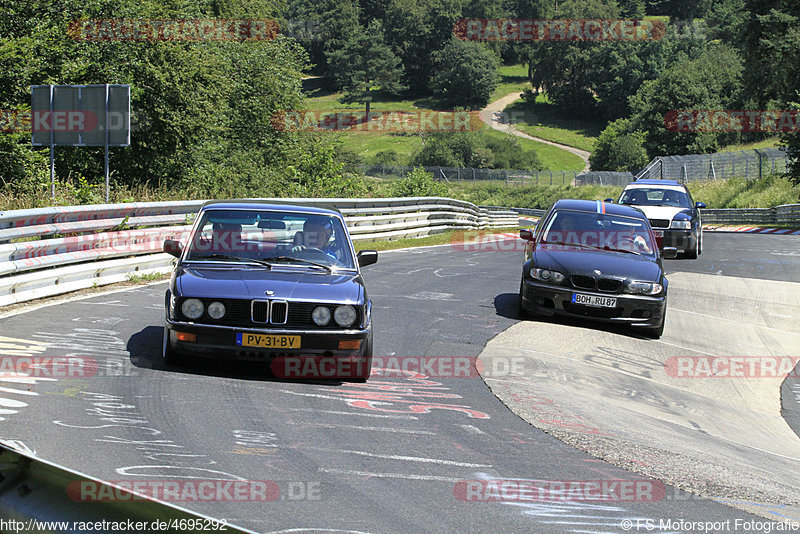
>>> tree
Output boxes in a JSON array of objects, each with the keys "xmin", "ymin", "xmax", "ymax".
[
  {"xmin": 382, "ymin": 0, "xmax": 462, "ymax": 94},
  {"xmin": 325, "ymin": 20, "xmax": 406, "ymax": 117},
  {"xmin": 526, "ymin": 0, "xmax": 620, "ymax": 114},
  {"xmin": 628, "ymin": 44, "xmax": 744, "ymax": 156},
  {"xmin": 590, "ymin": 119, "xmax": 649, "ymax": 172},
  {"xmin": 430, "ymin": 39, "xmax": 500, "ymax": 108}
]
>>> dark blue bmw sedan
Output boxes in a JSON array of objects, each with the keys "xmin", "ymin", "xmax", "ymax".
[
  {"xmin": 162, "ymin": 201, "xmax": 378, "ymax": 381},
  {"xmin": 518, "ymin": 199, "xmax": 677, "ymax": 338}
]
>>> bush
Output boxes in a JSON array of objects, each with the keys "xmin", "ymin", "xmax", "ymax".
[
  {"xmin": 391, "ymin": 167, "xmax": 447, "ymax": 197},
  {"xmin": 590, "ymin": 119, "xmax": 649, "ymax": 172},
  {"xmin": 372, "ymin": 150, "xmax": 399, "ymax": 166}
]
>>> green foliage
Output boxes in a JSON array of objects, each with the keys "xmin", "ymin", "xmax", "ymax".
[
  {"xmin": 590, "ymin": 119, "xmax": 649, "ymax": 172},
  {"xmin": 430, "ymin": 39, "xmax": 500, "ymax": 108},
  {"xmin": 440, "ymin": 181, "xmax": 622, "ymax": 209},
  {"xmin": 390, "ymin": 166, "xmax": 447, "ymax": 197},
  {"xmin": 687, "ymin": 174, "xmax": 800, "ymax": 208},
  {"xmin": 372, "ymin": 149, "xmax": 399, "ymax": 165},
  {"xmin": 326, "ymin": 19, "xmax": 406, "ymax": 115},
  {"xmin": 411, "ymin": 131, "xmax": 542, "ymax": 170},
  {"xmin": 629, "ymin": 44, "xmax": 744, "ymax": 157}
]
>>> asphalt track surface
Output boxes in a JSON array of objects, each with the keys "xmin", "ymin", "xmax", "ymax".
[{"xmin": 0, "ymin": 232, "xmax": 797, "ymax": 533}]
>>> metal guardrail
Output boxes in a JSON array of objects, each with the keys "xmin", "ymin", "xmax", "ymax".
[
  {"xmin": 0, "ymin": 442, "xmax": 256, "ymax": 533},
  {"xmin": 359, "ymin": 164, "xmax": 635, "ymax": 186},
  {"xmin": 701, "ymin": 204, "xmax": 800, "ymax": 226},
  {"xmin": 0, "ymin": 198, "xmax": 518, "ymax": 307}
]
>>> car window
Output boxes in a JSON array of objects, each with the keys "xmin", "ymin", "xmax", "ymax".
[
  {"xmin": 619, "ymin": 188, "xmax": 691, "ymax": 208},
  {"xmin": 184, "ymin": 209, "xmax": 356, "ymax": 269},
  {"xmin": 541, "ymin": 210, "xmax": 655, "ymax": 255}
]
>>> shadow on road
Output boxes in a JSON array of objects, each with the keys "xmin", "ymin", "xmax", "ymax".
[
  {"xmin": 126, "ymin": 325, "xmax": 364, "ymax": 386},
  {"xmin": 493, "ymin": 292, "xmax": 654, "ymax": 340}
]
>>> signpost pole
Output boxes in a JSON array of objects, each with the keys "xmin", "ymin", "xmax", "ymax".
[
  {"xmin": 105, "ymin": 83, "xmax": 110, "ymax": 203},
  {"xmin": 49, "ymin": 85, "xmax": 55, "ymax": 200}
]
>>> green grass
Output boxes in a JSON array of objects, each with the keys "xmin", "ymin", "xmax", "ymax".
[
  {"xmin": 503, "ymin": 93, "xmax": 601, "ymax": 152},
  {"xmin": 718, "ymin": 137, "xmax": 781, "ymax": 153},
  {"xmin": 301, "ymin": 67, "xmax": 586, "ymax": 171},
  {"xmin": 490, "ymin": 64, "xmax": 531, "ymax": 102},
  {"xmin": 687, "ymin": 174, "xmax": 800, "ymax": 208},
  {"xmin": 440, "ymin": 181, "xmax": 622, "ymax": 209},
  {"xmin": 479, "ymin": 127, "xmax": 585, "ymax": 171},
  {"xmin": 353, "ymin": 226, "xmax": 520, "ymax": 252}
]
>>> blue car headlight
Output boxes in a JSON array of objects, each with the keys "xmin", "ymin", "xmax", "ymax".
[
  {"xmin": 626, "ymin": 281, "xmax": 663, "ymax": 295},
  {"xmin": 671, "ymin": 219, "xmax": 691, "ymax": 229}
]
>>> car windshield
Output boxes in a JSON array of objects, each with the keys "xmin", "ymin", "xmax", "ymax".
[
  {"xmin": 184, "ymin": 209, "xmax": 356, "ymax": 269},
  {"xmin": 541, "ymin": 210, "xmax": 656, "ymax": 256},
  {"xmin": 619, "ymin": 188, "xmax": 692, "ymax": 208}
]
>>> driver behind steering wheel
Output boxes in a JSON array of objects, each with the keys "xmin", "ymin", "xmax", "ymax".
[{"xmin": 291, "ymin": 216, "xmax": 339, "ymax": 262}]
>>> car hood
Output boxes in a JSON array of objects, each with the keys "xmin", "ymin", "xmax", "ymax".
[
  {"xmin": 631, "ymin": 205, "xmax": 689, "ymax": 221},
  {"xmin": 175, "ymin": 265, "xmax": 365, "ymax": 304},
  {"xmin": 533, "ymin": 248, "xmax": 662, "ymax": 282}
]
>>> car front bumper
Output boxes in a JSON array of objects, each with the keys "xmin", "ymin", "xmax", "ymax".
[
  {"xmin": 654, "ymin": 228, "xmax": 697, "ymax": 252},
  {"xmin": 165, "ymin": 318, "xmax": 371, "ymax": 360},
  {"xmin": 520, "ymin": 279, "xmax": 666, "ymax": 328}
]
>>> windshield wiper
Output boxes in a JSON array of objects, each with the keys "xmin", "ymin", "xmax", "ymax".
[
  {"xmin": 189, "ymin": 254, "xmax": 273, "ymax": 267},
  {"xmin": 607, "ymin": 248, "xmax": 643, "ymax": 256},
  {"xmin": 544, "ymin": 241, "xmax": 603, "ymax": 251},
  {"xmin": 263, "ymin": 256, "xmax": 333, "ymax": 272}
]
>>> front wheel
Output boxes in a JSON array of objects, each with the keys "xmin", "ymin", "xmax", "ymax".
[
  {"xmin": 684, "ymin": 235, "xmax": 699, "ymax": 259},
  {"xmin": 350, "ymin": 332, "xmax": 373, "ymax": 383},
  {"xmin": 643, "ymin": 309, "xmax": 666, "ymax": 339},
  {"xmin": 162, "ymin": 327, "xmax": 184, "ymax": 366},
  {"xmin": 518, "ymin": 279, "xmax": 528, "ymax": 319}
]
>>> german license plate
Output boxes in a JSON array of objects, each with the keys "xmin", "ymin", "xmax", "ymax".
[
  {"xmin": 236, "ymin": 333, "xmax": 300, "ymax": 348},
  {"xmin": 571, "ymin": 293, "xmax": 617, "ymax": 308},
  {"xmin": 653, "ymin": 230, "xmax": 664, "ymax": 237}
]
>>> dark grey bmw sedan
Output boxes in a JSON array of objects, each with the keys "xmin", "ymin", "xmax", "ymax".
[{"xmin": 518, "ymin": 199, "xmax": 676, "ymax": 338}]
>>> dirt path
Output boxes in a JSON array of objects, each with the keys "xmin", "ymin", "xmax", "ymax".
[{"xmin": 479, "ymin": 91, "xmax": 591, "ymax": 173}]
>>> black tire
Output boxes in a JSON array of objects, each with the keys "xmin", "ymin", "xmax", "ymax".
[
  {"xmin": 518, "ymin": 279, "xmax": 528, "ymax": 319},
  {"xmin": 162, "ymin": 327, "xmax": 183, "ymax": 366},
  {"xmin": 684, "ymin": 235, "xmax": 699, "ymax": 259},
  {"xmin": 697, "ymin": 228, "xmax": 703, "ymax": 255},
  {"xmin": 644, "ymin": 310, "xmax": 666, "ymax": 339},
  {"xmin": 350, "ymin": 332, "xmax": 373, "ymax": 383}
]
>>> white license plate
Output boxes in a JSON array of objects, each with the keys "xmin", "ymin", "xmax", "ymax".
[
  {"xmin": 571, "ymin": 293, "xmax": 617, "ymax": 308},
  {"xmin": 653, "ymin": 230, "xmax": 664, "ymax": 237}
]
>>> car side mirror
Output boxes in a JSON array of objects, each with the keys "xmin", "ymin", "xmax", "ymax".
[
  {"xmin": 695, "ymin": 202, "xmax": 706, "ymax": 209},
  {"xmin": 662, "ymin": 247, "xmax": 678, "ymax": 259},
  {"xmin": 604, "ymin": 198, "xmax": 614, "ymax": 203},
  {"xmin": 357, "ymin": 250, "xmax": 378, "ymax": 268},
  {"xmin": 519, "ymin": 229, "xmax": 534, "ymax": 241},
  {"xmin": 164, "ymin": 239, "xmax": 183, "ymax": 258}
]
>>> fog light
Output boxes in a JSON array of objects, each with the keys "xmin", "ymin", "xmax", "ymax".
[
  {"xmin": 176, "ymin": 332, "xmax": 196, "ymax": 342},
  {"xmin": 338, "ymin": 340, "xmax": 362, "ymax": 350}
]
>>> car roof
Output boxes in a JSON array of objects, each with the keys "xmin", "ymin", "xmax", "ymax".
[
  {"xmin": 200, "ymin": 200, "xmax": 342, "ymax": 217},
  {"xmin": 634, "ymin": 179, "xmax": 681, "ymax": 186},
  {"xmin": 623, "ymin": 182, "xmax": 688, "ymax": 193},
  {"xmin": 553, "ymin": 199, "xmax": 645, "ymax": 219}
]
